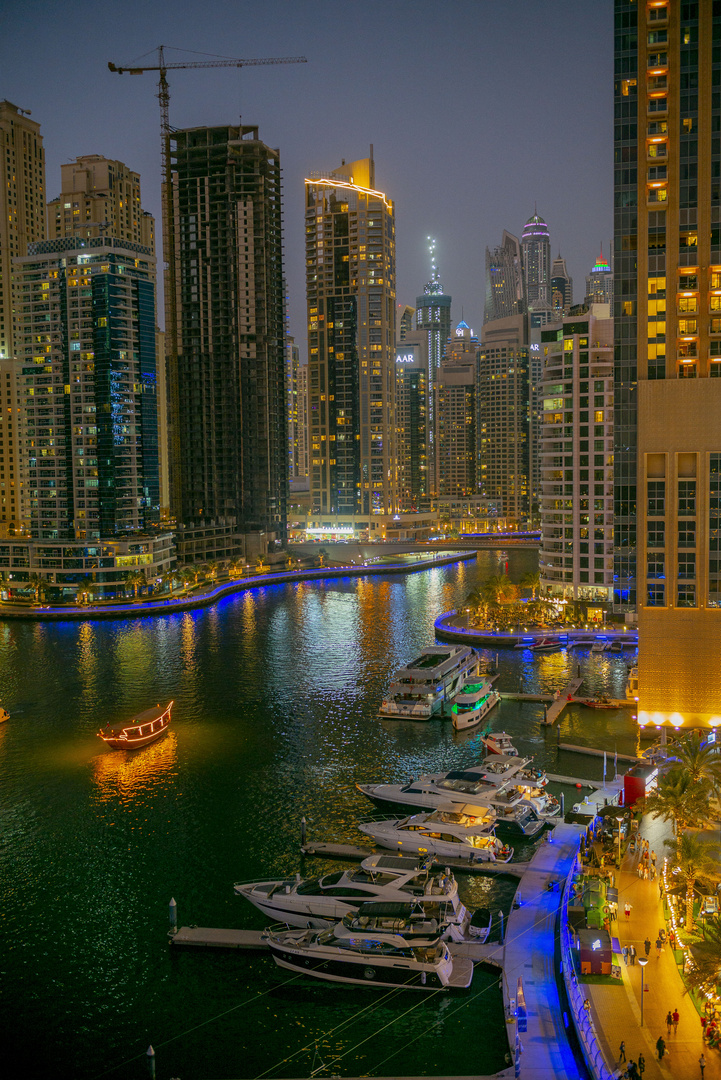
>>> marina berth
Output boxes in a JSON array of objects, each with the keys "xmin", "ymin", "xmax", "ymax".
[
  {"xmin": 358, "ymin": 804, "xmax": 514, "ymax": 862},
  {"xmin": 234, "ymin": 853, "xmax": 460, "ymax": 929},
  {"xmin": 265, "ymin": 905, "xmax": 475, "ymax": 990},
  {"xmin": 450, "ymin": 677, "xmax": 500, "ymax": 731},
  {"xmin": 96, "ymin": 701, "xmax": 173, "ymax": 750},
  {"xmin": 379, "ymin": 645, "xmax": 479, "ymax": 720}
]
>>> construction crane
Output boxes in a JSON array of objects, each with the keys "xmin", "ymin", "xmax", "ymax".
[{"xmin": 109, "ymin": 46, "xmax": 307, "ymax": 513}]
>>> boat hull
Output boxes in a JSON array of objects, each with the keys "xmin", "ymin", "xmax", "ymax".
[
  {"xmin": 97, "ymin": 702, "xmax": 173, "ymax": 750},
  {"xmin": 452, "ymin": 691, "xmax": 500, "ymax": 731},
  {"xmin": 267, "ymin": 943, "xmax": 454, "ymax": 990}
]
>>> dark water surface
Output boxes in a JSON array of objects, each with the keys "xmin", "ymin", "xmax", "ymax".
[{"xmin": 0, "ymin": 551, "xmax": 640, "ymax": 1080}]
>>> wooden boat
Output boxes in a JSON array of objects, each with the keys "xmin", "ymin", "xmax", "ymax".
[
  {"xmin": 579, "ymin": 698, "xmax": 618, "ymax": 710},
  {"xmin": 97, "ymin": 701, "xmax": 173, "ymax": 750},
  {"xmin": 0, "ymin": 706, "xmax": 9, "ymax": 723}
]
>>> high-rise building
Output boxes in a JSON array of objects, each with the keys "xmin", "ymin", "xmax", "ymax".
[
  {"xmin": 48, "ymin": 156, "xmax": 155, "ymax": 250},
  {"xmin": 0, "ymin": 102, "xmax": 46, "ymax": 363},
  {"xmin": 615, "ymin": 0, "xmax": 721, "ymax": 729},
  {"xmin": 168, "ymin": 124, "xmax": 287, "ymax": 558},
  {"xmin": 522, "ymin": 211, "xmax": 554, "ymax": 328},
  {"xmin": 551, "ymin": 253, "xmax": 573, "ymax": 315},
  {"xmin": 538, "ymin": 305, "xmax": 614, "ymax": 604},
  {"xmin": 484, "ymin": 230, "xmax": 526, "ymax": 325},
  {"xmin": 305, "ymin": 153, "xmax": 397, "ymax": 517},
  {"xmin": 15, "ymin": 237, "xmax": 160, "ymax": 540},
  {"xmin": 286, "ymin": 335, "xmax": 303, "ymax": 480},
  {"xmin": 415, "ymin": 243, "xmax": 451, "ymax": 497},
  {"xmin": 477, "ymin": 339, "xmax": 530, "ymax": 523},
  {"xmin": 397, "ymin": 304, "xmax": 415, "ymax": 341},
  {"xmin": 296, "ymin": 362, "xmax": 309, "ymax": 486},
  {"xmin": 585, "ymin": 247, "xmax": 614, "ymax": 309},
  {"xmin": 395, "ymin": 342, "xmax": 428, "ymax": 508},
  {"xmin": 436, "ymin": 322, "xmax": 479, "ymax": 499}
]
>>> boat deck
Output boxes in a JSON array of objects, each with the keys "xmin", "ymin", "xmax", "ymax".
[
  {"xmin": 299, "ymin": 841, "xmax": 528, "ymax": 877},
  {"xmin": 171, "ymin": 926, "xmax": 268, "ymax": 950}
]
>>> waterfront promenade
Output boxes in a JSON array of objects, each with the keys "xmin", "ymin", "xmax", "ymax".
[
  {"xmin": 434, "ymin": 609, "xmax": 638, "ymax": 650},
  {"xmin": 582, "ymin": 812, "xmax": 719, "ymax": 1079},
  {"xmin": 0, "ymin": 550, "xmax": 476, "ymax": 622}
]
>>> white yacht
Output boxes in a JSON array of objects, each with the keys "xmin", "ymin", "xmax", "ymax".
[
  {"xmin": 358, "ymin": 804, "xmax": 514, "ymax": 862},
  {"xmin": 379, "ymin": 646, "xmax": 479, "ymax": 720},
  {"xmin": 626, "ymin": 666, "xmax": 639, "ymax": 701},
  {"xmin": 479, "ymin": 730, "xmax": 519, "ymax": 756},
  {"xmin": 234, "ymin": 853, "xmax": 459, "ymax": 928},
  {"xmin": 265, "ymin": 905, "xmax": 474, "ymax": 990},
  {"xmin": 450, "ymin": 678, "xmax": 500, "ymax": 731},
  {"xmin": 358, "ymin": 765, "xmax": 550, "ymax": 835}
]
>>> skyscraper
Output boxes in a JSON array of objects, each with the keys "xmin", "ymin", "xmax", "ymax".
[
  {"xmin": 484, "ymin": 230, "xmax": 525, "ymax": 325},
  {"xmin": 0, "ymin": 101, "xmax": 46, "ymax": 363},
  {"xmin": 477, "ymin": 340, "xmax": 530, "ymax": 523},
  {"xmin": 585, "ymin": 247, "xmax": 614, "ymax": 310},
  {"xmin": 168, "ymin": 123, "xmax": 287, "ymax": 558},
  {"xmin": 414, "ymin": 241, "xmax": 451, "ymax": 497},
  {"xmin": 305, "ymin": 153, "xmax": 397, "ymax": 517},
  {"xmin": 395, "ymin": 342, "xmax": 428, "ymax": 508},
  {"xmin": 48, "ymin": 156, "xmax": 155, "ymax": 249},
  {"xmin": 538, "ymin": 305, "xmax": 614, "ymax": 604},
  {"xmin": 16, "ymin": 236, "xmax": 160, "ymax": 540},
  {"xmin": 615, "ymin": 0, "xmax": 721, "ymax": 729},
  {"xmin": 522, "ymin": 211, "xmax": 553, "ymax": 328},
  {"xmin": 551, "ymin": 253, "xmax": 573, "ymax": 315},
  {"xmin": 436, "ymin": 322, "xmax": 479, "ymax": 499}
]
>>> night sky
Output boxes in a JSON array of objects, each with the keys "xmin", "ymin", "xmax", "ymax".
[{"xmin": 1, "ymin": 0, "xmax": 613, "ymax": 352}]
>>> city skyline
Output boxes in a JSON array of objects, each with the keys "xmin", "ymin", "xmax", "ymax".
[{"xmin": 0, "ymin": 0, "xmax": 613, "ymax": 355}]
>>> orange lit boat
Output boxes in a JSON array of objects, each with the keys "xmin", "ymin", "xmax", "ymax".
[{"xmin": 97, "ymin": 701, "xmax": 173, "ymax": 750}]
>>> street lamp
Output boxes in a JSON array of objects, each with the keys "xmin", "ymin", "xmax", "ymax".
[
  {"xmin": 616, "ymin": 815, "xmax": 625, "ymax": 868},
  {"xmin": 638, "ymin": 957, "xmax": 648, "ymax": 1025}
]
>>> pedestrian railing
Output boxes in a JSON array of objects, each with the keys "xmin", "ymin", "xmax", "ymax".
[{"xmin": 560, "ymin": 868, "xmax": 617, "ymax": 1080}]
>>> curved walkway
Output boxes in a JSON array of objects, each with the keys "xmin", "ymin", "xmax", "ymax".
[
  {"xmin": 434, "ymin": 610, "xmax": 638, "ymax": 650},
  {"xmin": 0, "ymin": 551, "xmax": 477, "ymax": 623}
]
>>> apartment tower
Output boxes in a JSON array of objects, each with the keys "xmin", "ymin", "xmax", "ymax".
[
  {"xmin": 168, "ymin": 124, "xmax": 287, "ymax": 558},
  {"xmin": 615, "ymin": 0, "xmax": 721, "ymax": 728},
  {"xmin": 48, "ymin": 156, "xmax": 155, "ymax": 249},
  {"xmin": 305, "ymin": 154, "xmax": 397, "ymax": 517},
  {"xmin": 522, "ymin": 211, "xmax": 553, "ymax": 328}
]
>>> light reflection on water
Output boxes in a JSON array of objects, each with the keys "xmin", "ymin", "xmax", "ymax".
[{"xmin": 0, "ymin": 552, "xmax": 639, "ymax": 1080}]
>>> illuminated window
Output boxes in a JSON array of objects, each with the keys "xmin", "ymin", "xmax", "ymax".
[
  {"xmin": 678, "ymin": 297, "xmax": 698, "ymax": 313},
  {"xmin": 712, "ymin": 297, "xmax": 721, "ymax": 312},
  {"xmin": 678, "ymin": 319, "xmax": 697, "ymax": 334}
]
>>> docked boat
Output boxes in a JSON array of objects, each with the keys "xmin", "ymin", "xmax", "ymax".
[
  {"xmin": 97, "ymin": 701, "xmax": 173, "ymax": 750},
  {"xmin": 0, "ymin": 705, "xmax": 9, "ymax": 723},
  {"xmin": 379, "ymin": 645, "xmax": 479, "ymax": 720},
  {"xmin": 514, "ymin": 636, "xmax": 563, "ymax": 652},
  {"xmin": 357, "ymin": 756, "xmax": 545, "ymax": 808},
  {"xmin": 590, "ymin": 640, "xmax": 608, "ymax": 653},
  {"xmin": 626, "ymin": 666, "xmax": 639, "ymax": 701},
  {"xmin": 579, "ymin": 697, "xmax": 618, "ymax": 710},
  {"xmin": 358, "ymin": 804, "xmax": 514, "ymax": 862},
  {"xmin": 479, "ymin": 730, "xmax": 518, "ymax": 756},
  {"xmin": 608, "ymin": 640, "xmax": 624, "ymax": 654},
  {"xmin": 357, "ymin": 766, "xmax": 550, "ymax": 834},
  {"xmin": 451, "ymin": 677, "xmax": 500, "ymax": 731},
  {"xmin": 265, "ymin": 904, "xmax": 474, "ymax": 990},
  {"xmin": 234, "ymin": 853, "xmax": 460, "ymax": 929}
]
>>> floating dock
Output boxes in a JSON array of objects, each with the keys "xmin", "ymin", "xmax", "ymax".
[
  {"xmin": 171, "ymin": 927, "xmax": 268, "ymax": 950},
  {"xmin": 558, "ymin": 742, "xmax": 638, "ymax": 763},
  {"xmin": 541, "ymin": 677, "xmax": 584, "ymax": 725}
]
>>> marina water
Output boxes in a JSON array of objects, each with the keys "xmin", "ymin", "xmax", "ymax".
[{"xmin": 0, "ymin": 549, "xmax": 639, "ymax": 1079}]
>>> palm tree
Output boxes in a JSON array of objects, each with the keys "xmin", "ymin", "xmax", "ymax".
[
  {"xmin": 520, "ymin": 571, "xmax": 540, "ymax": 600},
  {"xmin": 161, "ymin": 570, "xmax": 177, "ymax": 595},
  {"xmin": 184, "ymin": 563, "xmax": 201, "ymax": 585},
  {"xmin": 481, "ymin": 573, "xmax": 519, "ymax": 606},
  {"xmin": 316, "ymin": 548, "xmax": 327, "ymax": 568},
  {"xmin": 641, "ymin": 767, "xmax": 712, "ymax": 854},
  {"xmin": 255, "ymin": 554, "xmax": 268, "ymax": 572},
  {"xmin": 685, "ymin": 915, "xmax": 721, "ymax": 995},
  {"xmin": 125, "ymin": 569, "xmax": 145, "ymax": 599},
  {"xmin": 671, "ymin": 733, "xmax": 721, "ymax": 799},
  {"xmin": 28, "ymin": 572, "xmax": 44, "ymax": 603},
  {"xmin": 664, "ymin": 831, "xmax": 721, "ymax": 934},
  {"xmin": 205, "ymin": 560, "xmax": 219, "ymax": 582}
]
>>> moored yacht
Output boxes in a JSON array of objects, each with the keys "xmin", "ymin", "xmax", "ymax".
[
  {"xmin": 358, "ymin": 804, "xmax": 513, "ymax": 862},
  {"xmin": 626, "ymin": 666, "xmax": 639, "ymax": 701},
  {"xmin": 479, "ymin": 730, "xmax": 518, "ymax": 756},
  {"xmin": 235, "ymin": 853, "xmax": 460, "ymax": 928},
  {"xmin": 379, "ymin": 646, "xmax": 479, "ymax": 720},
  {"xmin": 265, "ymin": 904, "xmax": 474, "ymax": 990},
  {"xmin": 450, "ymin": 678, "xmax": 500, "ymax": 731}
]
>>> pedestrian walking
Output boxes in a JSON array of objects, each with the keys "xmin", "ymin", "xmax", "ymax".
[
  {"xmin": 644, "ymin": 937, "xmax": 651, "ymax": 957},
  {"xmin": 700, "ymin": 1051, "xmax": 707, "ymax": 1076},
  {"xmin": 619, "ymin": 1039, "xmax": 627, "ymax": 1062},
  {"xmin": 627, "ymin": 1060, "xmax": 639, "ymax": 1080},
  {"xmin": 673, "ymin": 1008, "xmax": 679, "ymax": 1034},
  {"xmin": 666, "ymin": 1011, "xmax": 673, "ymax": 1035},
  {"xmin": 625, "ymin": 902, "xmax": 632, "ymax": 920},
  {"xmin": 656, "ymin": 936, "xmax": 663, "ymax": 957},
  {"xmin": 630, "ymin": 944, "xmax": 637, "ymax": 965},
  {"xmin": 651, "ymin": 864, "xmax": 656, "ymax": 880},
  {"xmin": 643, "ymin": 864, "xmax": 649, "ymax": 880},
  {"xmin": 656, "ymin": 1036, "xmax": 666, "ymax": 1060},
  {"xmin": 622, "ymin": 945, "xmax": 629, "ymax": 965},
  {"xmin": 651, "ymin": 849, "xmax": 657, "ymax": 867},
  {"xmin": 638, "ymin": 863, "xmax": 644, "ymax": 879},
  {"xmin": 659, "ymin": 880, "xmax": 664, "ymax": 899},
  {"xmin": 638, "ymin": 1052, "xmax": 645, "ymax": 1075},
  {"xmin": 669, "ymin": 930, "xmax": 676, "ymax": 950}
]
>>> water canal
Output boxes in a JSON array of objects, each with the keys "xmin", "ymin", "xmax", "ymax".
[{"xmin": 0, "ymin": 549, "xmax": 640, "ymax": 1079}]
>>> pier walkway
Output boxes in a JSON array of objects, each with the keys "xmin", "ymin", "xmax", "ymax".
[
  {"xmin": 542, "ymin": 678, "xmax": 584, "ymax": 725},
  {"xmin": 501, "ymin": 822, "xmax": 583, "ymax": 1079},
  {"xmin": 581, "ymin": 813, "xmax": 721, "ymax": 1080}
]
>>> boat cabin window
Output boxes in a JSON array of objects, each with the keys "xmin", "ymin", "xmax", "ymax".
[{"xmin": 296, "ymin": 879, "xmax": 322, "ymax": 895}]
